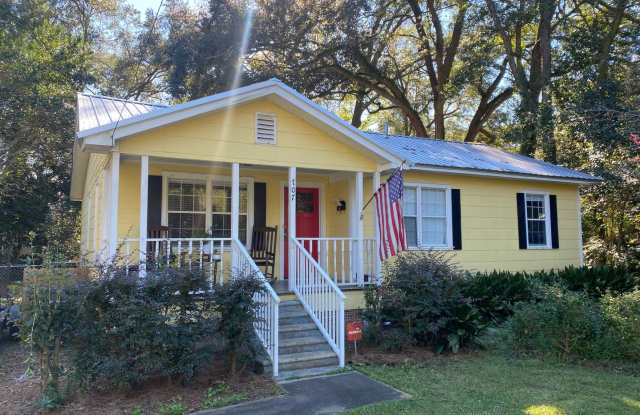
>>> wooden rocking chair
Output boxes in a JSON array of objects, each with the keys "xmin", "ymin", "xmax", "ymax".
[{"xmin": 250, "ymin": 226, "xmax": 278, "ymax": 280}]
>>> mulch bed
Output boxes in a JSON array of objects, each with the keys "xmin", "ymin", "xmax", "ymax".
[
  {"xmin": 346, "ymin": 344, "xmax": 436, "ymax": 366},
  {"xmin": 0, "ymin": 341, "xmax": 281, "ymax": 415}
]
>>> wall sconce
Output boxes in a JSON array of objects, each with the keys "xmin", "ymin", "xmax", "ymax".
[{"xmin": 336, "ymin": 200, "xmax": 347, "ymax": 212}]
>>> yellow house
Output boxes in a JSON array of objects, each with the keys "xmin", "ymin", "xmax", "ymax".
[{"xmin": 70, "ymin": 79, "xmax": 599, "ymax": 378}]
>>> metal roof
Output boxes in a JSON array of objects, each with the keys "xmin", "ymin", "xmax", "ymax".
[
  {"xmin": 364, "ymin": 132, "xmax": 600, "ymax": 182},
  {"xmin": 73, "ymin": 88, "xmax": 599, "ymax": 184},
  {"xmin": 76, "ymin": 93, "xmax": 167, "ymax": 132}
]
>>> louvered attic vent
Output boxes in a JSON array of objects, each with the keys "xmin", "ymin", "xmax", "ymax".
[{"xmin": 256, "ymin": 112, "xmax": 277, "ymax": 144}]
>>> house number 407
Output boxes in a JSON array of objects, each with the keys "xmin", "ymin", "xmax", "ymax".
[{"xmin": 290, "ymin": 179, "xmax": 296, "ymax": 201}]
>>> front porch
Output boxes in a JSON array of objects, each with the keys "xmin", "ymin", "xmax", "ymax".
[{"xmin": 105, "ymin": 156, "xmax": 382, "ymax": 290}]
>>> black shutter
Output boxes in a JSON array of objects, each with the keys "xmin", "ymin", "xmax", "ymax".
[
  {"xmin": 253, "ymin": 182, "xmax": 267, "ymax": 229},
  {"xmin": 451, "ymin": 189, "xmax": 462, "ymax": 250},
  {"xmin": 516, "ymin": 193, "xmax": 527, "ymax": 249},
  {"xmin": 147, "ymin": 175, "xmax": 163, "ymax": 232},
  {"xmin": 550, "ymin": 195, "xmax": 559, "ymax": 249}
]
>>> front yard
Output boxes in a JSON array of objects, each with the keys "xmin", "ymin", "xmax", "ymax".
[{"xmin": 348, "ymin": 353, "xmax": 640, "ymax": 415}]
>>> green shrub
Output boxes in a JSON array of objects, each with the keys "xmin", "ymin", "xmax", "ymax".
[
  {"xmin": 462, "ymin": 265, "xmax": 639, "ymax": 325},
  {"xmin": 212, "ymin": 272, "xmax": 265, "ymax": 377},
  {"xmin": 600, "ymin": 290, "xmax": 640, "ymax": 361},
  {"xmin": 363, "ymin": 251, "xmax": 485, "ymax": 353},
  {"xmin": 507, "ymin": 285, "xmax": 603, "ymax": 359},
  {"xmin": 461, "ymin": 271, "xmax": 542, "ymax": 324},
  {"xmin": 555, "ymin": 265, "xmax": 639, "ymax": 297},
  {"xmin": 379, "ymin": 328, "xmax": 413, "ymax": 352},
  {"xmin": 68, "ymin": 267, "xmax": 216, "ymax": 390}
]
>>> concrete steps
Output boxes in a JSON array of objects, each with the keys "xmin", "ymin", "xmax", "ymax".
[{"xmin": 262, "ymin": 298, "xmax": 339, "ymax": 379}]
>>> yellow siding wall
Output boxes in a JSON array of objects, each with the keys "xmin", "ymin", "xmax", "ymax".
[
  {"xmin": 403, "ymin": 171, "xmax": 581, "ymax": 272},
  {"xmin": 117, "ymin": 98, "xmax": 378, "ymax": 172},
  {"xmin": 80, "ymin": 153, "xmax": 108, "ymax": 262}
]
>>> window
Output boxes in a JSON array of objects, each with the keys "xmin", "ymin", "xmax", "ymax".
[
  {"xmin": 403, "ymin": 185, "xmax": 451, "ymax": 249},
  {"xmin": 211, "ymin": 183, "xmax": 248, "ymax": 243},
  {"xmin": 525, "ymin": 193, "xmax": 550, "ymax": 248},
  {"xmin": 403, "ymin": 187, "xmax": 418, "ymax": 246},
  {"xmin": 168, "ymin": 179, "xmax": 206, "ymax": 238},
  {"xmin": 164, "ymin": 175, "xmax": 251, "ymax": 242}
]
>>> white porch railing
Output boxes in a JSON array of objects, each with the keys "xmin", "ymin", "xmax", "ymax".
[
  {"xmin": 119, "ymin": 238, "xmax": 231, "ymax": 284},
  {"xmin": 231, "ymin": 238, "xmax": 280, "ymax": 377},
  {"xmin": 290, "ymin": 236, "xmax": 345, "ymax": 367},
  {"xmin": 297, "ymin": 237, "xmax": 378, "ymax": 287}
]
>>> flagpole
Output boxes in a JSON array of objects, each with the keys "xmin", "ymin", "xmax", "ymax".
[{"xmin": 360, "ymin": 161, "xmax": 406, "ymax": 220}]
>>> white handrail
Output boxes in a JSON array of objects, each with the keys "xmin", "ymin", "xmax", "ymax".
[
  {"xmin": 231, "ymin": 238, "xmax": 280, "ymax": 377},
  {"xmin": 290, "ymin": 236, "xmax": 345, "ymax": 367}
]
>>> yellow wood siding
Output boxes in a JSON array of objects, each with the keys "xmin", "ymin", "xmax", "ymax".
[
  {"xmin": 403, "ymin": 171, "xmax": 581, "ymax": 272},
  {"xmin": 80, "ymin": 153, "xmax": 108, "ymax": 262},
  {"xmin": 117, "ymin": 98, "xmax": 378, "ymax": 172}
]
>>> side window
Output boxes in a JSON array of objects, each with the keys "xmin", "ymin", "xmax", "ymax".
[
  {"xmin": 525, "ymin": 193, "xmax": 550, "ymax": 248},
  {"xmin": 403, "ymin": 187, "xmax": 418, "ymax": 247}
]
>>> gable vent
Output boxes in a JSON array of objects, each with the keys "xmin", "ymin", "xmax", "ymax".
[{"xmin": 256, "ymin": 112, "xmax": 276, "ymax": 144}]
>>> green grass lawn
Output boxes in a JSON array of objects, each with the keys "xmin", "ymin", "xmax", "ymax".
[{"xmin": 347, "ymin": 353, "xmax": 640, "ymax": 415}]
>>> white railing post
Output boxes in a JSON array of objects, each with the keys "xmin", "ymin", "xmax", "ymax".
[
  {"xmin": 273, "ymin": 302, "xmax": 279, "ymax": 377},
  {"xmin": 288, "ymin": 166, "xmax": 297, "ymax": 291},
  {"xmin": 231, "ymin": 163, "xmax": 240, "ymax": 274},
  {"xmin": 108, "ymin": 150, "xmax": 120, "ymax": 259},
  {"xmin": 139, "ymin": 155, "xmax": 149, "ymax": 277},
  {"xmin": 355, "ymin": 172, "xmax": 364, "ymax": 286},
  {"xmin": 339, "ymin": 298, "xmax": 345, "ymax": 367},
  {"xmin": 372, "ymin": 171, "xmax": 382, "ymax": 285}
]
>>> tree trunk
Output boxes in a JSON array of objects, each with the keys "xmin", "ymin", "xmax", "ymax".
[
  {"xmin": 540, "ymin": 87, "xmax": 556, "ymax": 163},
  {"xmin": 406, "ymin": 108, "xmax": 428, "ymax": 137},
  {"xmin": 351, "ymin": 92, "xmax": 366, "ymax": 128},
  {"xmin": 518, "ymin": 94, "xmax": 539, "ymax": 157},
  {"xmin": 433, "ymin": 94, "xmax": 445, "ymax": 139}
]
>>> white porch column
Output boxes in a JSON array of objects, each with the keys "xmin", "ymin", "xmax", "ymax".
[
  {"xmin": 231, "ymin": 163, "xmax": 240, "ymax": 272},
  {"xmin": 372, "ymin": 171, "xmax": 381, "ymax": 285},
  {"xmin": 288, "ymin": 166, "xmax": 297, "ymax": 291},
  {"xmin": 108, "ymin": 150, "xmax": 120, "ymax": 259},
  {"xmin": 139, "ymin": 155, "xmax": 149, "ymax": 277},
  {"xmin": 355, "ymin": 172, "xmax": 364, "ymax": 286}
]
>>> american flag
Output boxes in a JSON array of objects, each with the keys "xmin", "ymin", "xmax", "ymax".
[{"xmin": 374, "ymin": 166, "xmax": 407, "ymax": 260}]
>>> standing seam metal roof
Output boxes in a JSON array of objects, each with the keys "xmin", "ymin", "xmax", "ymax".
[
  {"xmin": 364, "ymin": 132, "xmax": 599, "ymax": 182},
  {"xmin": 75, "ymin": 92, "xmax": 599, "ymax": 183},
  {"xmin": 76, "ymin": 93, "xmax": 167, "ymax": 132}
]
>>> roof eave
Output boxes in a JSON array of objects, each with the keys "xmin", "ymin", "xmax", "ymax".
[{"xmin": 410, "ymin": 164, "xmax": 602, "ymax": 185}]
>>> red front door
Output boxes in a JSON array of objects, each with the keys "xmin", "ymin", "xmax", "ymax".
[{"xmin": 284, "ymin": 187, "xmax": 320, "ymax": 278}]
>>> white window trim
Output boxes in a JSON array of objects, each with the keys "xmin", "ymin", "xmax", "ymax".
[
  {"xmin": 524, "ymin": 191, "xmax": 553, "ymax": 249},
  {"xmin": 404, "ymin": 182, "xmax": 453, "ymax": 250},
  {"xmin": 161, "ymin": 172, "xmax": 254, "ymax": 245},
  {"xmin": 255, "ymin": 112, "xmax": 277, "ymax": 145}
]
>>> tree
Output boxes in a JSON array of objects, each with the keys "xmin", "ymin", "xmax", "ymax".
[
  {"xmin": 484, "ymin": 0, "xmax": 559, "ymax": 159},
  {"xmin": 250, "ymin": 0, "xmax": 512, "ymax": 140},
  {"xmin": 0, "ymin": 0, "xmax": 88, "ymax": 257}
]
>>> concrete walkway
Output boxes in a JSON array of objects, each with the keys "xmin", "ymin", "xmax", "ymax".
[{"xmin": 193, "ymin": 372, "xmax": 407, "ymax": 415}]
